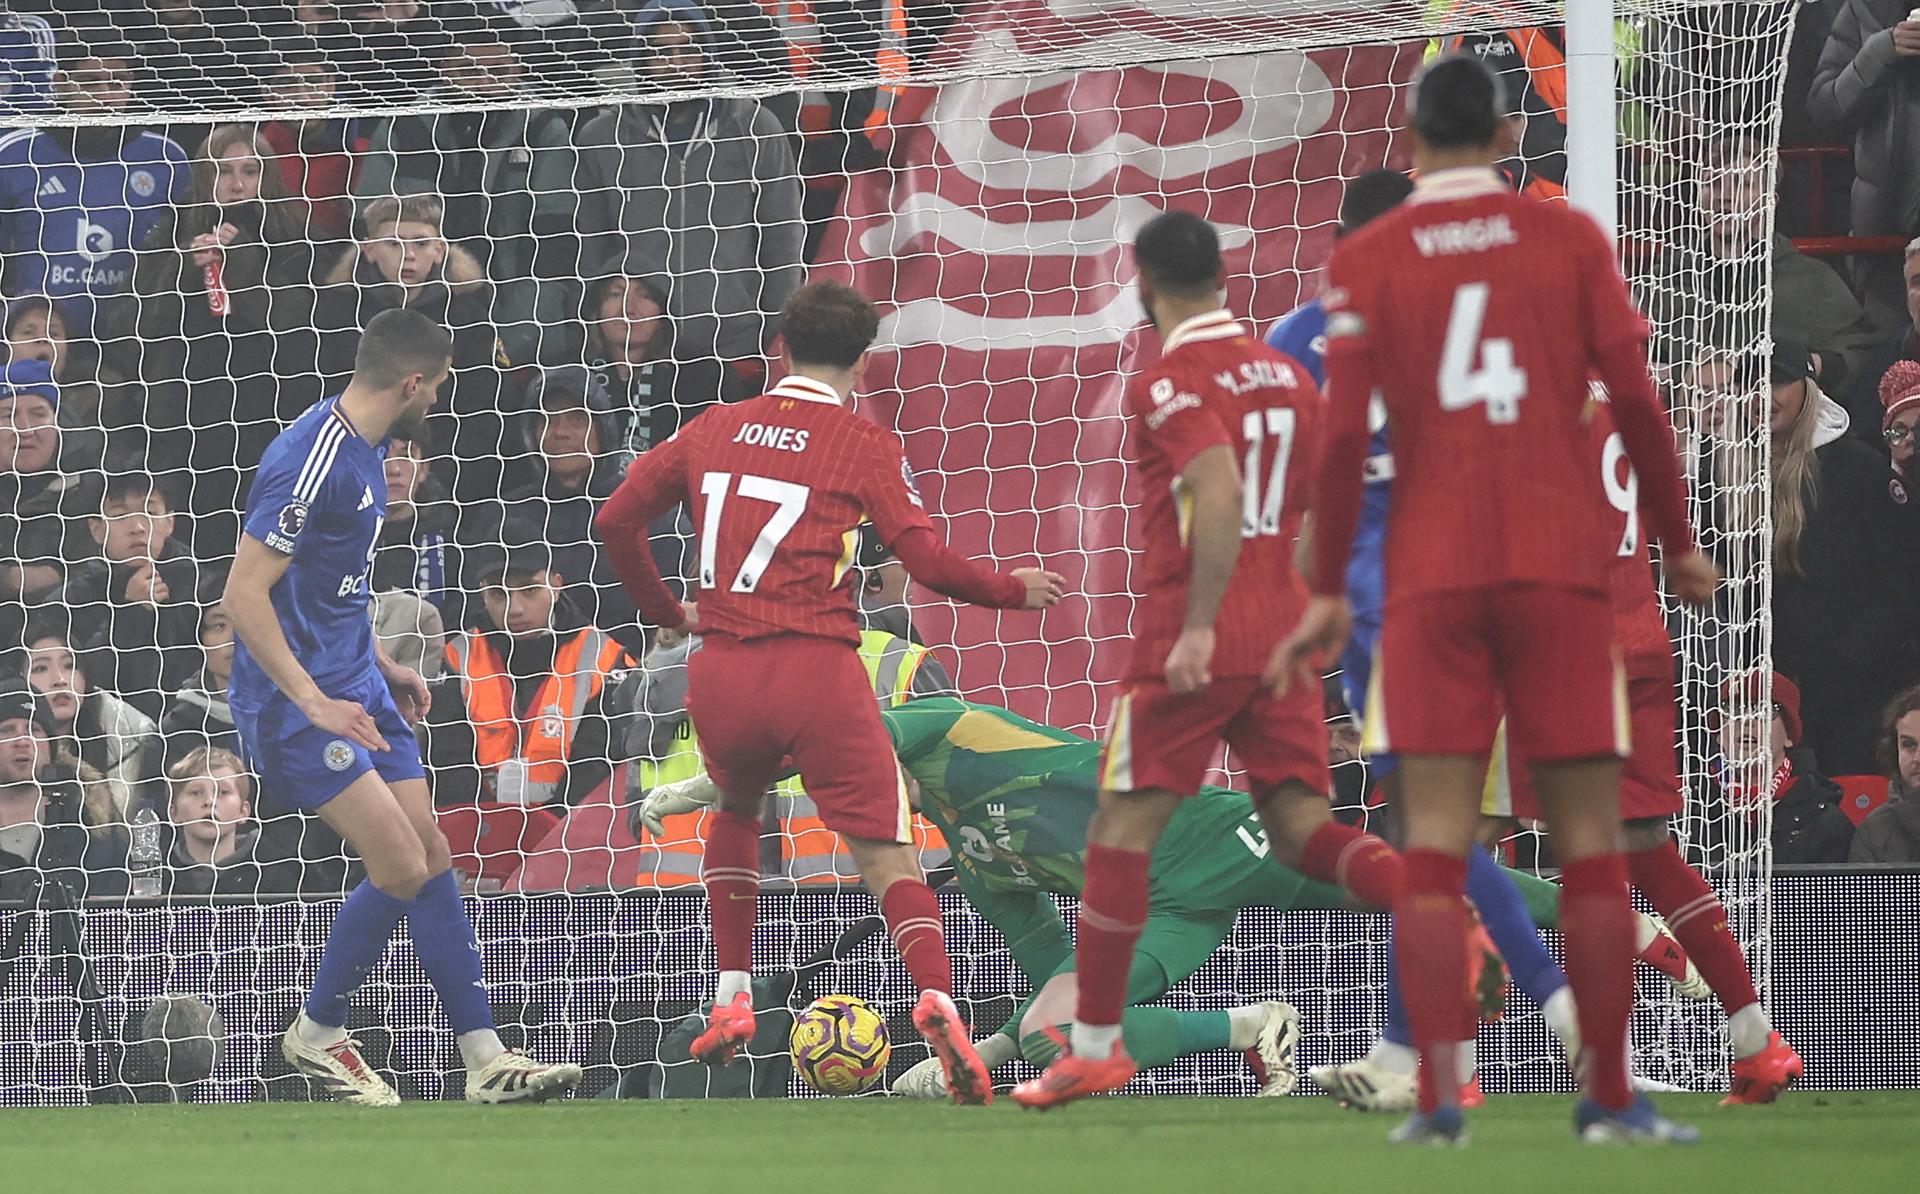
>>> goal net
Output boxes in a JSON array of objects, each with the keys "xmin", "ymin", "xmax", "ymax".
[{"xmin": 0, "ymin": 0, "xmax": 1792, "ymax": 1103}]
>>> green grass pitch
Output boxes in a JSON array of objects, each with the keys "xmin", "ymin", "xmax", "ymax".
[{"xmin": 0, "ymin": 1092, "xmax": 1909, "ymax": 1193}]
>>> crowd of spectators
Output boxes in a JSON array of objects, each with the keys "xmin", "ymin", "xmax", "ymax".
[{"xmin": 0, "ymin": 1, "xmax": 1918, "ymax": 906}]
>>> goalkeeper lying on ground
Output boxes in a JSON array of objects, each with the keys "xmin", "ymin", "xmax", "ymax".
[{"xmin": 639, "ymin": 695, "xmax": 1583, "ymax": 1096}]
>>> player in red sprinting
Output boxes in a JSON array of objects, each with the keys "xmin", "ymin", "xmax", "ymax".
[
  {"xmin": 597, "ymin": 281, "xmax": 1065, "ymax": 1106},
  {"xmin": 1010, "ymin": 211, "xmax": 1408, "ymax": 1110},
  {"xmin": 1493, "ymin": 398, "xmax": 1803, "ymax": 1104},
  {"xmin": 1272, "ymin": 56, "xmax": 1719, "ymax": 1144}
]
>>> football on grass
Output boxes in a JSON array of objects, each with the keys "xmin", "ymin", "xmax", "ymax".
[{"xmin": 789, "ymin": 995, "xmax": 890, "ymax": 1095}]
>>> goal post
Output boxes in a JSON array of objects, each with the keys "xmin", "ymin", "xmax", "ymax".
[{"xmin": 0, "ymin": 0, "xmax": 1793, "ymax": 1103}]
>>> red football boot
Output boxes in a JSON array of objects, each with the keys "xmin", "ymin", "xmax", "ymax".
[
  {"xmin": 1460, "ymin": 1075, "xmax": 1486, "ymax": 1109},
  {"xmin": 913, "ymin": 990, "xmax": 993, "ymax": 1106},
  {"xmin": 690, "ymin": 992, "xmax": 756, "ymax": 1066},
  {"xmin": 1466, "ymin": 908, "xmax": 1510, "ymax": 1021},
  {"xmin": 1011, "ymin": 1046, "xmax": 1138, "ymax": 1110},
  {"xmin": 1722, "ymin": 1032, "xmax": 1803, "ymax": 1105}
]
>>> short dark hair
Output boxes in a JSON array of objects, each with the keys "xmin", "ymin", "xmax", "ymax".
[
  {"xmin": 56, "ymin": 35, "xmax": 136, "ymax": 70},
  {"xmin": 354, "ymin": 309, "xmax": 453, "ymax": 389},
  {"xmin": 1133, "ymin": 211, "xmax": 1222, "ymax": 299},
  {"xmin": 1411, "ymin": 54, "xmax": 1504, "ymax": 150},
  {"xmin": 100, "ymin": 471, "xmax": 163, "ymax": 512},
  {"xmin": 1880, "ymin": 685, "xmax": 1920, "ymax": 778},
  {"xmin": 1339, "ymin": 170, "xmax": 1414, "ymax": 237},
  {"xmin": 781, "ymin": 282, "xmax": 879, "ymax": 369}
]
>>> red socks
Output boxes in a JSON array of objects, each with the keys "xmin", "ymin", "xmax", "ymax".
[
  {"xmin": 1301, "ymin": 821, "xmax": 1404, "ymax": 910},
  {"xmin": 1073, "ymin": 844, "xmax": 1152, "ymax": 1028},
  {"xmin": 1395, "ymin": 849, "xmax": 1470, "ymax": 1113},
  {"xmin": 881, "ymin": 879, "xmax": 953, "ymax": 994},
  {"xmin": 1560, "ymin": 853, "xmax": 1636, "ymax": 1110},
  {"xmin": 1629, "ymin": 842, "xmax": 1761, "ymax": 1016},
  {"xmin": 702, "ymin": 810, "xmax": 761, "ymax": 973}
]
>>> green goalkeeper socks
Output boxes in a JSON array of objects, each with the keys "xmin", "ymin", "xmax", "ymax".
[
  {"xmin": 1018, "ymin": 1008, "xmax": 1232, "ymax": 1069},
  {"xmin": 1506, "ymin": 865, "xmax": 1562, "ymax": 928}
]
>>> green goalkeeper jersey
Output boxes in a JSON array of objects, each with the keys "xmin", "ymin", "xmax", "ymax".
[{"xmin": 883, "ymin": 697, "xmax": 1317, "ymax": 919}]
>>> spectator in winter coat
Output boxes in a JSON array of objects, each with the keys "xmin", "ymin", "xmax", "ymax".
[
  {"xmin": 577, "ymin": 259, "xmax": 746, "ymax": 470},
  {"xmin": 1721, "ymin": 671, "xmax": 1856, "ymax": 865},
  {"xmin": 255, "ymin": 46, "xmax": 361, "ymax": 242},
  {"xmin": 162, "ymin": 744, "xmax": 299, "ymax": 897},
  {"xmin": 371, "ymin": 435, "xmax": 462, "ymax": 625},
  {"xmin": 0, "ymin": 674, "xmax": 127, "ymax": 902},
  {"xmin": 1850, "ymin": 685, "xmax": 1920, "ymax": 864},
  {"xmin": 423, "ymin": 543, "xmax": 634, "ymax": 808},
  {"xmin": 575, "ymin": 0, "xmax": 805, "ymax": 374},
  {"xmin": 1880, "ymin": 359, "xmax": 1920, "ymax": 489},
  {"xmin": 0, "ymin": 358, "xmax": 85, "ymax": 603},
  {"xmin": 0, "ymin": 39, "xmax": 188, "ymax": 334},
  {"xmin": 1807, "ymin": 2, "xmax": 1920, "ymax": 331},
  {"xmin": 99, "ymin": 123, "xmax": 327, "ymax": 552},
  {"xmin": 317, "ymin": 193, "xmax": 519, "ymax": 503},
  {"xmin": 58, "ymin": 473, "xmax": 202, "ymax": 720},
  {"xmin": 157, "ymin": 586, "xmax": 244, "ymax": 770},
  {"xmin": 1644, "ymin": 135, "xmax": 1879, "ymax": 417},
  {"xmin": 0, "ymin": 8, "xmax": 54, "ymax": 119},
  {"xmin": 464, "ymin": 366, "xmax": 690, "ymax": 646},
  {"xmin": 13, "ymin": 617, "xmax": 161, "ymax": 826},
  {"xmin": 1769, "ymin": 341, "xmax": 1920, "ymax": 775},
  {"xmin": 355, "ymin": 32, "xmax": 580, "ymax": 366},
  {"xmin": 4, "ymin": 294, "xmax": 135, "ymax": 441}
]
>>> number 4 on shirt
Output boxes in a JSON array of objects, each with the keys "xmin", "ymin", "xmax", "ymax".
[
  {"xmin": 699, "ymin": 471, "xmax": 811, "ymax": 593},
  {"xmin": 1440, "ymin": 281, "xmax": 1529, "ymax": 424}
]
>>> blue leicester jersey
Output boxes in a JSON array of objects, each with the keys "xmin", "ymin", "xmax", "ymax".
[
  {"xmin": 230, "ymin": 398, "xmax": 389, "ymax": 707},
  {"xmin": 0, "ymin": 126, "xmax": 187, "ymax": 330},
  {"xmin": 1266, "ymin": 297, "xmax": 1394, "ymax": 625},
  {"xmin": 0, "ymin": 14, "xmax": 54, "ymax": 118}
]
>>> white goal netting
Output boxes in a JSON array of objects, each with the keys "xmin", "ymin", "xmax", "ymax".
[{"xmin": 0, "ymin": 0, "xmax": 1790, "ymax": 1103}]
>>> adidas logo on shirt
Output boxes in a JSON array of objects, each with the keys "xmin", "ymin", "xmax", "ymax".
[
  {"xmin": 358, "ymin": 486, "xmax": 375, "ymax": 511},
  {"xmin": 36, "ymin": 176, "xmax": 65, "ymax": 197}
]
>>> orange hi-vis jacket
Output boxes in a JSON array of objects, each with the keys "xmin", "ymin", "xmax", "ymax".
[
  {"xmin": 446, "ymin": 626, "xmax": 627, "ymax": 807},
  {"xmin": 757, "ymin": 0, "xmax": 909, "ymax": 148}
]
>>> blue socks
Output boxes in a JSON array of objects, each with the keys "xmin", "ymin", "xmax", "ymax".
[
  {"xmin": 1464, "ymin": 845, "xmax": 1566, "ymax": 1006},
  {"xmin": 1384, "ymin": 845, "xmax": 1568, "ymax": 1047},
  {"xmin": 407, "ymin": 870, "xmax": 497, "ymax": 1035},
  {"xmin": 302, "ymin": 872, "xmax": 497, "ymax": 1037},
  {"xmin": 304, "ymin": 879, "xmax": 411, "ymax": 1028}
]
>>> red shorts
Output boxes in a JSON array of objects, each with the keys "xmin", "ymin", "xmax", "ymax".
[
  {"xmin": 1488, "ymin": 655, "xmax": 1682, "ymax": 822},
  {"xmin": 1368, "ymin": 585, "xmax": 1627, "ymax": 764},
  {"xmin": 1100, "ymin": 677, "xmax": 1329, "ymax": 798},
  {"xmin": 686, "ymin": 634, "xmax": 911, "ymax": 844}
]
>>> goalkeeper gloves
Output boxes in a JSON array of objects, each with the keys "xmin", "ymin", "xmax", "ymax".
[{"xmin": 630, "ymin": 771, "xmax": 723, "ymax": 839}]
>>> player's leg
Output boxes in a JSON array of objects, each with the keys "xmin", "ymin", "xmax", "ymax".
[
  {"xmin": 1351, "ymin": 593, "xmax": 1498, "ymax": 1137},
  {"xmin": 283, "ymin": 769, "xmax": 431, "ymax": 1105},
  {"xmin": 1077, "ymin": 690, "xmax": 1204, "ymax": 1048},
  {"xmin": 1613, "ymin": 667, "xmax": 1799, "ymax": 1102},
  {"xmin": 1624, "ymin": 816, "xmax": 1800, "ymax": 1102},
  {"xmin": 383, "ymin": 763, "xmax": 583, "ymax": 1101},
  {"xmin": 1504, "ymin": 588, "xmax": 1693, "ymax": 1142},
  {"xmin": 683, "ymin": 638, "xmax": 786, "ymax": 1063},
  {"xmin": 1239, "ymin": 675, "xmax": 1403, "ymax": 912},
  {"xmin": 787, "ymin": 642, "xmax": 990, "ymax": 1104},
  {"xmin": 1018, "ymin": 913, "xmax": 1298, "ymax": 1093}
]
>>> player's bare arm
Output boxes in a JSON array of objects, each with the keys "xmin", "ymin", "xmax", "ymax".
[
  {"xmin": 1166, "ymin": 443, "xmax": 1242, "ymax": 693},
  {"xmin": 374, "ymin": 637, "xmax": 430, "ymax": 725},
  {"xmin": 225, "ymin": 533, "xmax": 389, "ymax": 753}
]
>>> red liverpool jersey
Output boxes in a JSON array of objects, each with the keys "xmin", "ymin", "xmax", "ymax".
[
  {"xmin": 1316, "ymin": 168, "xmax": 1670, "ymax": 601},
  {"xmin": 603, "ymin": 375, "xmax": 936, "ymax": 644},
  {"xmin": 1126, "ymin": 310, "xmax": 1323, "ymax": 681},
  {"xmin": 1592, "ymin": 400, "xmax": 1674, "ymax": 666}
]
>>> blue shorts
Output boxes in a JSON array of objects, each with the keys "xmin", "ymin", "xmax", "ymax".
[
  {"xmin": 1338, "ymin": 612, "xmax": 1398, "ymax": 780},
  {"xmin": 232, "ymin": 669, "xmax": 426, "ymax": 810}
]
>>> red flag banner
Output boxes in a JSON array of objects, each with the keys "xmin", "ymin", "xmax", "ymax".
[{"xmin": 817, "ymin": 1, "xmax": 1420, "ymax": 733}]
